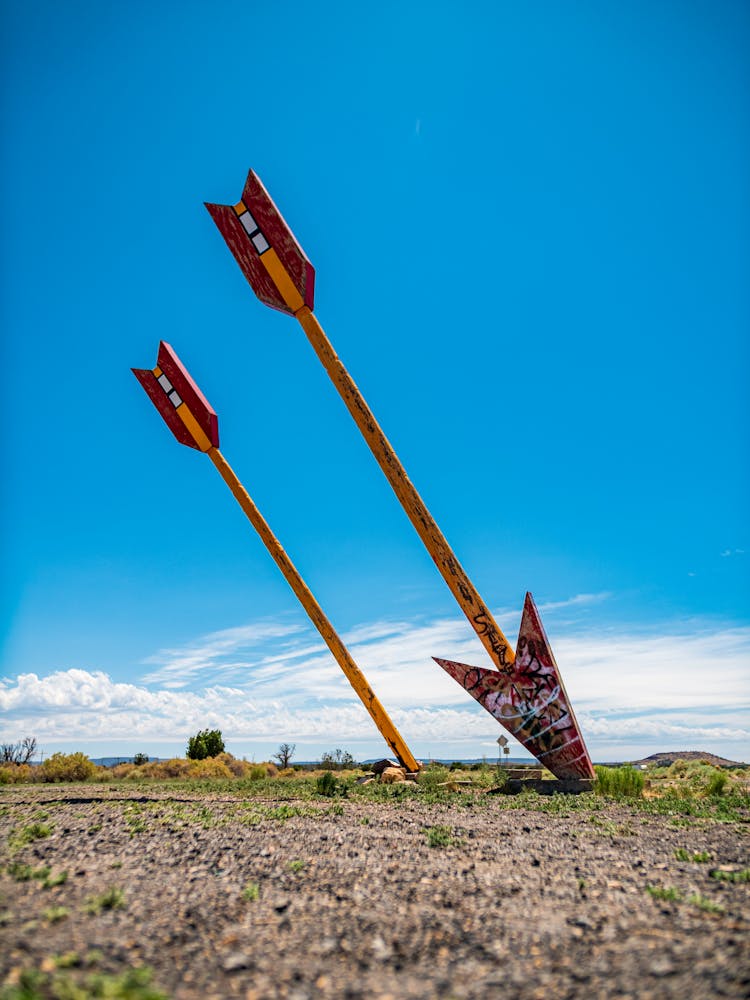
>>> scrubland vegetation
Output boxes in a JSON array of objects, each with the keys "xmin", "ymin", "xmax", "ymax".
[{"xmin": 1, "ymin": 751, "xmax": 747, "ymax": 821}]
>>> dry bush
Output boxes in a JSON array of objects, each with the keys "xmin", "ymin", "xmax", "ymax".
[
  {"xmin": 133, "ymin": 758, "xmax": 194, "ymax": 779},
  {"xmin": 111, "ymin": 763, "xmax": 136, "ymax": 779},
  {"xmin": 38, "ymin": 752, "xmax": 96, "ymax": 783},
  {"xmin": 188, "ymin": 757, "xmax": 233, "ymax": 780},
  {"xmin": 277, "ymin": 767, "xmax": 296, "ymax": 778},
  {"xmin": 0, "ymin": 763, "xmax": 32, "ymax": 784},
  {"xmin": 263, "ymin": 761, "xmax": 278, "ymax": 778},
  {"xmin": 216, "ymin": 752, "xmax": 252, "ymax": 778}
]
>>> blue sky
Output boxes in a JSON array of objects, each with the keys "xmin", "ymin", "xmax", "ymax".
[{"xmin": 2, "ymin": 0, "xmax": 748, "ymax": 764}]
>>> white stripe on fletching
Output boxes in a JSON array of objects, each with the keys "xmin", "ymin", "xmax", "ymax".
[
  {"xmin": 168, "ymin": 390, "xmax": 182, "ymax": 408},
  {"xmin": 251, "ymin": 232, "xmax": 270, "ymax": 254},
  {"xmin": 239, "ymin": 210, "xmax": 259, "ymax": 236},
  {"xmin": 158, "ymin": 374, "xmax": 173, "ymax": 394}
]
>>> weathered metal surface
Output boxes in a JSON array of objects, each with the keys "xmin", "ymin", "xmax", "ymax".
[
  {"xmin": 434, "ymin": 594, "xmax": 595, "ymax": 780},
  {"xmin": 205, "ymin": 169, "xmax": 315, "ymax": 316}
]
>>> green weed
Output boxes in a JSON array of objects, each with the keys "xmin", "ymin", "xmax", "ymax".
[
  {"xmin": 8, "ymin": 822, "xmax": 53, "ymax": 851},
  {"xmin": 425, "ymin": 825, "xmax": 458, "ymax": 848},
  {"xmin": 241, "ymin": 881, "xmax": 260, "ymax": 901},
  {"xmin": 0, "ymin": 965, "xmax": 166, "ymax": 999},
  {"xmin": 688, "ymin": 893, "xmax": 724, "ymax": 914},
  {"xmin": 674, "ymin": 848, "xmax": 711, "ymax": 863},
  {"xmin": 43, "ymin": 870, "xmax": 68, "ymax": 888},
  {"xmin": 288, "ymin": 859, "xmax": 306, "ymax": 873},
  {"xmin": 43, "ymin": 906, "xmax": 70, "ymax": 923},
  {"xmin": 646, "ymin": 885, "xmax": 682, "ymax": 901},
  {"xmin": 85, "ymin": 887, "xmax": 126, "ymax": 914},
  {"xmin": 710, "ymin": 868, "xmax": 750, "ymax": 884},
  {"xmin": 5, "ymin": 862, "xmax": 54, "ymax": 884}
]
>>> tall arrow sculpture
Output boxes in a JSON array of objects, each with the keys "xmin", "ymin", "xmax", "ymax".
[
  {"xmin": 133, "ymin": 340, "xmax": 420, "ymax": 774},
  {"xmin": 206, "ymin": 170, "xmax": 595, "ymax": 781}
]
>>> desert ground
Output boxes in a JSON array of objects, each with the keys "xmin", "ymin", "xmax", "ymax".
[{"xmin": 1, "ymin": 776, "xmax": 749, "ymax": 999}]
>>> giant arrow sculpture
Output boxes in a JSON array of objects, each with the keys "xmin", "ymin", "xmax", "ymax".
[
  {"xmin": 206, "ymin": 170, "xmax": 594, "ymax": 780},
  {"xmin": 133, "ymin": 340, "xmax": 420, "ymax": 774}
]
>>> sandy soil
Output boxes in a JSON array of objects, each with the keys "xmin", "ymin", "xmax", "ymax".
[{"xmin": 1, "ymin": 785, "xmax": 748, "ymax": 999}]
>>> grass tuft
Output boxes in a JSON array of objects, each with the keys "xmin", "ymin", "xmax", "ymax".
[
  {"xmin": 594, "ymin": 765, "xmax": 644, "ymax": 798},
  {"xmin": 674, "ymin": 848, "xmax": 711, "ymax": 863},
  {"xmin": 85, "ymin": 887, "xmax": 126, "ymax": 914},
  {"xmin": 240, "ymin": 881, "xmax": 260, "ymax": 901},
  {"xmin": 688, "ymin": 893, "xmax": 724, "ymax": 914},
  {"xmin": 645, "ymin": 885, "xmax": 682, "ymax": 901},
  {"xmin": 709, "ymin": 868, "xmax": 750, "ymax": 884},
  {"xmin": 424, "ymin": 825, "xmax": 458, "ymax": 848}
]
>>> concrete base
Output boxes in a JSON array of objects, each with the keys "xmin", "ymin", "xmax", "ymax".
[{"xmin": 490, "ymin": 778, "xmax": 595, "ymax": 796}]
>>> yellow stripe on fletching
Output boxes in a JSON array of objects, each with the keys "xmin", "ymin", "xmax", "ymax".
[
  {"xmin": 176, "ymin": 403, "xmax": 212, "ymax": 452},
  {"xmin": 261, "ymin": 248, "xmax": 304, "ymax": 313}
]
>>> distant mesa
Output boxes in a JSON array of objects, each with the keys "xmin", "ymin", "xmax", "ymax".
[{"xmin": 631, "ymin": 750, "xmax": 746, "ymax": 769}]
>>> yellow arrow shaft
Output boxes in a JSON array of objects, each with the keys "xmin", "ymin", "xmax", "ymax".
[
  {"xmin": 295, "ymin": 306, "xmax": 515, "ymax": 669},
  {"xmin": 207, "ymin": 446, "xmax": 419, "ymax": 773}
]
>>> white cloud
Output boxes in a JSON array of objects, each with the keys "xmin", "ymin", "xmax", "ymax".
[
  {"xmin": 537, "ymin": 592, "xmax": 612, "ymax": 613},
  {"xmin": 141, "ymin": 621, "xmax": 304, "ymax": 687},
  {"xmin": 2, "ymin": 603, "xmax": 749, "ymax": 761}
]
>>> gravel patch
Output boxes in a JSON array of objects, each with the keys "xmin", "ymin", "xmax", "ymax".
[{"xmin": 1, "ymin": 786, "xmax": 748, "ymax": 998}]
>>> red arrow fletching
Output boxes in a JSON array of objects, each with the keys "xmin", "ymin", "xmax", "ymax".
[
  {"xmin": 132, "ymin": 342, "xmax": 219, "ymax": 452},
  {"xmin": 205, "ymin": 169, "xmax": 315, "ymax": 316}
]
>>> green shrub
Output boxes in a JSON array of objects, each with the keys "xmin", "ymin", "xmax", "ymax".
[
  {"xmin": 705, "ymin": 770, "xmax": 727, "ymax": 796},
  {"xmin": 416, "ymin": 765, "xmax": 451, "ymax": 791},
  {"xmin": 594, "ymin": 765, "xmax": 644, "ymax": 798},
  {"xmin": 186, "ymin": 729, "xmax": 225, "ymax": 760},
  {"xmin": 38, "ymin": 752, "xmax": 96, "ymax": 783},
  {"xmin": 316, "ymin": 771, "xmax": 338, "ymax": 797}
]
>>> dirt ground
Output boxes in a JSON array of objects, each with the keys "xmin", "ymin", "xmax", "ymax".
[{"xmin": 1, "ymin": 784, "xmax": 748, "ymax": 999}]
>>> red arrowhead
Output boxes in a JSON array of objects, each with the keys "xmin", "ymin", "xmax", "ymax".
[{"xmin": 434, "ymin": 593, "xmax": 594, "ymax": 780}]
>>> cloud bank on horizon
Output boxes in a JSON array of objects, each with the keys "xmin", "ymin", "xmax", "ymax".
[{"xmin": 2, "ymin": 593, "xmax": 748, "ymax": 762}]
